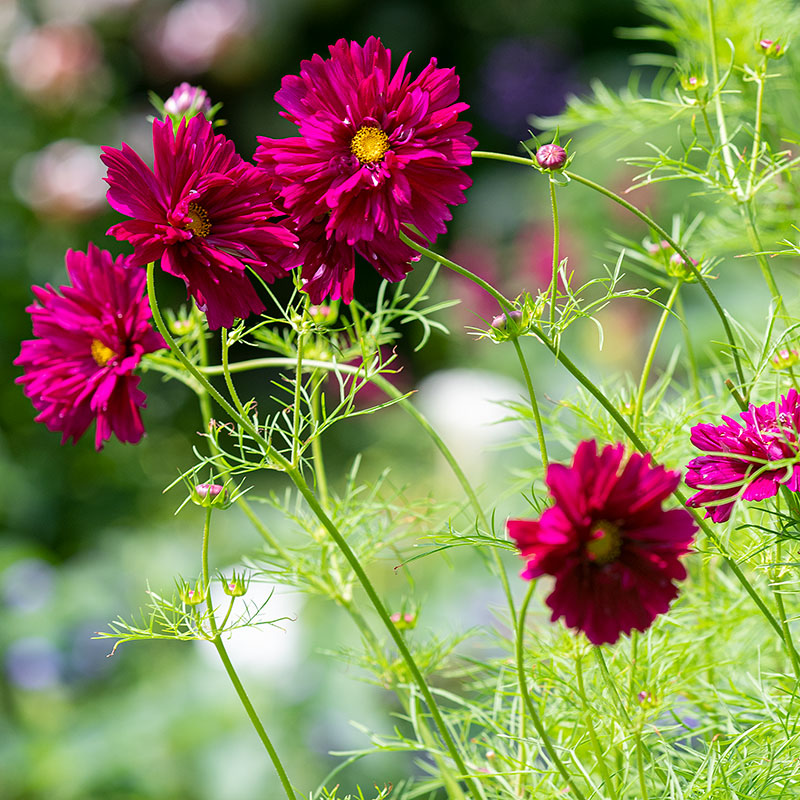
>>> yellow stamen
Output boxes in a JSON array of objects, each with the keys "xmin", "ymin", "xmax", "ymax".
[
  {"xmin": 91, "ymin": 339, "xmax": 115, "ymax": 367},
  {"xmin": 186, "ymin": 202, "xmax": 211, "ymax": 237},
  {"xmin": 585, "ymin": 520, "xmax": 622, "ymax": 565},
  {"xmin": 350, "ymin": 126, "xmax": 390, "ymax": 165}
]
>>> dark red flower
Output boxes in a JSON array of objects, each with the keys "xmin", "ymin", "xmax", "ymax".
[
  {"xmin": 101, "ymin": 115, "xmax": 298, "ymax": 330},
  {"xmin": 14, "ymin": 244, "xmax": 166, "ymax": 450},
  {"xmin": 254, "ymin": 36, "xmax": 476, "ymax": 303},
  {"xmin": 507, "ymin": 441, "xmax": 696, "ymax": 645},
  {"xmin": 686, "ymin": 390, "xmax": 800, "ymax": 522}
]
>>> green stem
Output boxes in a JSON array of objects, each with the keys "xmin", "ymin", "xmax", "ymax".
[
  {"xmin": 707, "ymin": 0, "xmax": 741, "ymax": 196},
  {"xmin": 145, "ymin": 264, "xmax": 482, "ymax": 798},
  {"xmin": 309, "ymin": 377, "xmax": 330, "ymax": 509},
  {"xmin": 202, "ymin": 508, "xmax": 213, "ymax": 603},
  {"xmin": 747, "ymin": 62, "xmax": 767, "ymax": 197},
  {"xmin": 548, "ymin": 177, "xmax": 560, "ymax": 328},
  {"xmin": 213, "ymin": 637, "xmax": 298, "ymax": 800},
  {"xmin": 291, "ymin": 329, "xmax": 305, "ymax": 468},
  {"xmin": 399, "ymin": 231, "xmax": 514, "ymax": 313},
  {"xmin": 742, "ymin": 201, "xmax": 784, "ymax": 316},
  {"xmin": 471, "ymin": 150, "xmax": 747, "ymax": 391},
  {"xmin": 633, "ymin": 281, "xmax": 682, "ymax": 433},
  {"xmin": 222, "ymin": 328, "xmax": 247, "ymax": 416},
  {"xmin": 593, "ymin": 648, "xmax": 630, "ymax": 724},
  {"xmin": 516, "ymin": 582, "xmax": 587, "ymax": 800},
  {"xmin": 513, "ymin": 338, "xmax": 549, "ymax": 469},
  {"xmin": 771, "ymin": 539, "xmax": 800, "ymax": 682},
  {"xmin": 575, "ymin": 654, "xmax": 619, "ymax": 800}
]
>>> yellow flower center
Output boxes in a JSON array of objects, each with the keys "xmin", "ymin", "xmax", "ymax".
[
  {"xmin": 186, "ymin": 202, "xmax": 211, "ymax": 238},
  {"xmin": 350, "ymin": 125, "xmax": 390, "ymax": 165},
  {"xmin": 91, "ymin": 339, "xmax": 115, "ymax": 366},
  {"xmin": 585, "ymin": 521, "xmax": 622, "ymax": 565}
]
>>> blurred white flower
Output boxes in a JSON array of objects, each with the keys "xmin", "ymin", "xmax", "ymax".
[
  {"xmin": 13, "ymin": 139, "xmax": 108, "ymax": 221},
  {"xmin": 36, "ymin": 0, "xmax": 140, "ymax": 23}
]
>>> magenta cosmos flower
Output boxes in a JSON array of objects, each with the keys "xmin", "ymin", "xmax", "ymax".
[
  {"xmin": 507, "ymin": 441, "xmax": 696, "ymax": 646},
  {"xmin": 686, "ymin": 390, "xmax": 800, "ymax": 522},
  {"xmin": 101, "ymin": 114, "xmax": 299, "ymax": 330},
  {"xmin": 254, "ymin": 36, "xmax": 477, "ymax": 304},
  {"xmin": 15, "ymin": 244, "xmax": 166, "ymax": 450}
]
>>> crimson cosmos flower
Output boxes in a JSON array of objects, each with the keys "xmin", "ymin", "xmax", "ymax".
[
  {"xmin": 15, "ymin": 244, "xmax": 166, "ymax": 450},
  {"xmin": 101, "ymin": 114, "xmax": 299, "ymax": 330},
  {"xmin": 507, "ymin": 441, "xmax": 696, "ymax": 646},
  {"xmin": 254, "ymin": 36, "xmax": 476, "ymax": 303},
  {"xmin": 686, "ymin": 390, "xmax": 800, "ymax": 522}
]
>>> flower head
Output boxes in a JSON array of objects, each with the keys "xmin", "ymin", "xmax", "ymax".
[
  {"xmin": 507, "ymin": 441, "xmax": 696, "ymax": 645},
  {"xmin": 254, "ymin": 36, "xmax": 476, "ymax": 303},
  {"xmin": 535, "ymin": 143, "xmax": 567, "ymax": 170},
  {"xmin": 685, "ymin": 391, "xmax": 800, "ymax": 522},
  {"xmin": 101, "ymin": 115, "xmax": 299, "ymax": 330},
  {"xmin": 15, "ymin": 244, "xmax": 166, "ymax": 450}
]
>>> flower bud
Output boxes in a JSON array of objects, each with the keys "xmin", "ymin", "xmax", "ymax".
[
  {"xmin": 680, "ymin": 74, "xmax": 708, "ymax": 92},
  {"xmin": 772, "ymin": 347, "xmax": 799, "ymax": 370},
  {"xmin": 758, "ymin": 38, "xmax": 785, "ymax": 58},
  {"xmin": 645, "ymin": 239, "xmax": 670, "ymax": 255},
  {"xmin": 179, "ymin": 580, "xmax": 207, "ymax": 606},
  {"xmin": 222, "ymin": 572, "xmax": 248, "ymax": 597},
  {"xmin": 309, "ymin": 304, "xmax": 336, "ymax": 325},
  {"xmin": 666, "ymin": 251, "xmax": 699, "ymax": 280},
  {"xmin": 191, "ymin": 482, "xmax": 230, "ymax": 509},
  {"xmin": 535, "ymin": 143, "xmax": 567, "ymax": 170},
  {"xmin": 165, "ymin": 82, "xmax": 212, "ymax": 119},
  {"xmin": 490, "ymin": 310, "xmax": 524, "ymax": 341},
  {"xmin": 491, "ymin": 310, "xmax": 522, "ymax": 330},
  {"xmin": 390, "ymin": 611, "xmax": 417, "ymax": 630}
]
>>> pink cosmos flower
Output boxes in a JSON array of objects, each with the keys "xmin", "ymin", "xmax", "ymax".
[
  {"xmin": 101, "ymin": 114, "xmax": 299, "ymax": 330},
  {"xmin": 14, "ymin": 244, "xmax": 166, "ymax": 450},
  {"xmin": 254, "ymin": 36, "xmax": 476, "ymax": 303},
  {"xmin": 507, "ymin": 441, "xmax": 696, "ymax": 646},
  {"xmin": 685, "ymin": 390, "xmax": 800, "ymax": 522}
]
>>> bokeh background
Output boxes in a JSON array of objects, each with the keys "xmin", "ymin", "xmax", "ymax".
[{"xmin": 1, "ymin": 0, "xmax": 779, "ymax": 797}]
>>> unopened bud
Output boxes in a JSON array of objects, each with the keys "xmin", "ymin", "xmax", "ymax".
[
  {"xmin": 491, "ymin": 310, "xmax": 522, "ymax": 330},
  {"xmin": 680, "ymin": 73, "xmax": 708, "ymax": 92},
  {"xmin": 308, "ymin": 304, "xmax": 336, "ymax": 325},
  {"xmin": 666, "ymin": 251, "xmax": 699, "ymax": 280},
  {"xmin": 772, "ymin": 347, "xmax": 799, "ymax": 370},
  {"xmin": 191, "ymin": 483, "xmax": 230, "ymax": 509},
  {"xmin": 535, "ymin": 143, "xmax": 567, "ymax": 170},
  {"xmin": 164, "ymin": 82, "xmax": 212, "ymax": 119},
  {"xmin": 179, "ymin": 580, "xmax": 207, "ymax": 606},
  {"xmin": 389, "ymin": 611, "xmax": 417, "ymax": 630},
  {"xmin": 645, "ymin": 239, "xmax": 670, "ymax": 255},
  {"xmin": 222, "ymin": 572, "xmax": 248, "ymax": 597},
  {"xmin": 758, "ymin": 38, "xmax": 785, "ymax": 59}
]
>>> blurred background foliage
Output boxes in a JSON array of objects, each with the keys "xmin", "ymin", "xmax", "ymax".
[{"xmin": 3, "ymin": 0, "xmax": 800, "ymax": 797}]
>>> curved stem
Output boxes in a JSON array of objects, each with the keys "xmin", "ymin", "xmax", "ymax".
[
  {"xmin": 548, "ymin": 177, "xmax": 560, "ymax": 327},
  {"xmin": 633, "ymin": 281, "xmax": 682, "ymax": 433},
  {"xmin": 291, "ymin": 330, "xmax": 306, "ymax": 468},
  {"xmin": 742, "ymin": 201, "xmax": 784, "ymax": 316},
  {"xmin": 309, "ymin": 376, "xmax": 330, "ymax": 509},
  {"xmin": 513, "ymin": 338, "xmax": 549, "ymax": 469},
  {"xmin": 222, "ymin": 329, "xmax": 247, "ymax": 416},
  {"xmin": 213, "ymin": 636, "xmax": 298, "ymax": 800},
  {"xmin": 516, "ymin": 582, "xmax": 587, "ymax": 800},
  {"xmin": 771, "ymin": 539, "xmax": 800, "ymax": 682},
  {"xmin": 399, "ymin": 231, "xmax": 514, "ymax": 313},
  {"xmin": 675, "ymin": 292, "xmax": 701, "ymax": 402},
  {"xmin": 471, "ymin": 150, "xmax": 747, "ymax": 391},
  {"xmin": 145, "ymin": 264, "xmax": 482, "ymax": 798}
]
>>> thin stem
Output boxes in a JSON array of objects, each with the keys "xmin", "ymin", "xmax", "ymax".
[
  {"xmin": 145, "ymin": 264, "xmax": 482, "ymax": 798},
  {"xmin": 771, "ymin": 539, "xmax": 800, "ymax": 682},
  {"xmin": 471, "ymin": 150, "xmax": 747, "ymax": 391},
  {"xmin": 707, "ymin": 0, "xmax": 741, "ymax": 196},
  {"xmin": 633, "ymin": 281, "xmax": 682, "ymax": 433},
  {"xmin": 291, "ymin": 328, "xmax": 305, "ymax": 468},
  {"xmin": 548, "ymin": 177, "xmax": 560, "ymax": 327},
  {"xmin": 222, "ymin": 328, "xmax": 247, "ymax": 416},
  {"xmin": 516, "ymin": 582, "xmax": 587, "ymax": 799},
  {"xmin": 742, "ymin": 201, "xmax": 784, "ymax": 316},
  {"xmin": 593, "ymin": 648, "xmax": 630, "ymax": 725},
  {"xmin": 399, "ymin": 231, "xmax": 514, "ymax": 313},
  {"xmin": 575, "ymin": 654, "xmax": 619, "ymax": 800},
  {"xmin": 309, "ymin": 376, "xmax": 330, "ymax": 509},
  {"xmin": 202, "ymin": 508, "xmax": 213, "ymax": 601},
  {"xmin": 213, "ymin": 637, "xmax": 298, "ymax": 800},
  {"xmin": 747, "ymin": 61, "xmax": 767, "ymax": 197},
  {"xmin": 513, "ymin": 338, "xmax": 549, "ymax": 469}
]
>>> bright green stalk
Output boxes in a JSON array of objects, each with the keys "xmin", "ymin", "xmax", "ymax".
[
  {"xmin": 675, "ymin": 292, "xmax": 701, "ymax": 402},
  {"xmin": 747, "ymin": 60, "xmax": 767, "ymax": 197},
  {"xmin": 512, "ymin": 338, "xmax": 548, "ymax": 469},
  {"xmin": 291, "ymin": 328, "xmax": 305, "ymax": 468},
  {"xmin": 742, "ymin": 201, "xmax": 784, "ymax": 316},
  {"xmin": 516, "ymin": 583, "xmax": 587, "ymax": 799},
  {"xmin": 471, "ymin": 150, "xmax": 747, "ymax": 392},
  {"xmin": 575, "ymin": 654, "xmax": 619, "ymax": 800},
  {"xmin": 548, "ymin": 177, "xmax": 560, "ymax": 327},
  {"xmin": 309, "ymin": 376, "xmax": 330, "ymax": 509},
  {"xmin": 222, "ymin": 328, "xmax": 247, "ymax": 416},
  {"xmin": 632, "ymin": 281, "xmax": 682, "ymax": 433},
  {"xmin": 145, "ymin": 264, "xmax": 484, "ymax": 799},
  {"xmin": 771, "ymin": 539, "xmax": 800, "ymax": 682}
]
